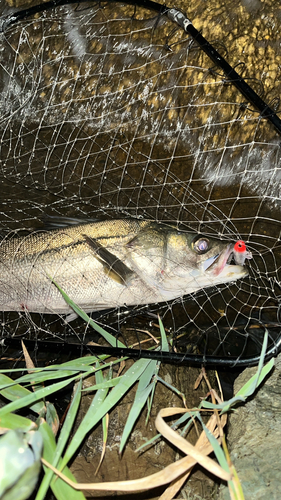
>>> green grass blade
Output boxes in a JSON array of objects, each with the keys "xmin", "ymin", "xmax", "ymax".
[
  {"xmin": 136, "ymin": 410, "xmax": 198, "ymax": 452},
  {"xmin": 60, "ymin": 357, "xmax": 150, "ymax": 470},
  {"xmin": 0, "ymin": 355, "xmax": 108, "ymax": 374},
  {"xmin": 0, "ymin": 374, "xmax": 45, "ymax": 414},
  {"xmin": 136, "ymin": 433, "xmax": 161, "ymax": 452},
  {"xmin": 119, "ymin": 359, "xmax": 158, "ymax": 453},
  {"xmin": 95, "ymin": 361, "xmax": 111, "ymax": 392},
  {"xmin": 58, "ymin": 355, "xmax": 109, "ymax": 367},
  {"xmin": 201, "ymin": 329, "xmax": 274, "ymax": 413},
  {"xmin": 158, "ymin": 316, "xmax": 169, "ymax": 352},
  {"xmin": 233, "ymin": 328, "xmax": 272, "ymax": 396},
  {"xmin": 38, "ymin": 421, "xmax": 86, "ymax": 500},
  {"xmin": 35, "ymin": 379, "xmax": 83, "ymax": 500},
  {"xmin": 198, "ymin": 416, "xmax": 229, "ymax": 472},
  {"xmin": 155, "ymin": 375, "xmax": 186, "ymax": 404},
  {"xmin": 0, "ymin": 370, "xmax": 83, "ymax": 391},
  {"xmin": 145, "ymin": 370, "xmax": 159, "ymax": 425},
  {"xmin": 0, "ymin": 375, "xmax": 79, "ymax": 417},
  {"xmin": 136, "ymin": 359, "xmax": 158, "ymax": 392},
  {"xmin": 97, "ymin": 364, "xmax": 112, "ymax": 470},
  {"xmin": 172, "ymin": 410, "xmax": 198, "ymax": 427},
  {"xmin": 199, "ymin": 417, "xmax": 238, "ymax": 496},
  {"xmin": 59, "ymin": 361, "xmax": 112, "ymax": 471},
  {"xmin": 56, "ymin": 378, "xmax": 83, "ymax": 456},
  {"xmin": 45, "ymin": 402, "xmax": 59, "ymax": 435},
  {"xmin": 82, "ymin": 376, "xmax": 122, "ymax": 391},
  {"xmin": 202, "ymin": 357, "xmax": 274, "ymax": 413},
  {"xmin": 51, "ymin": 279, "xmax": 126, "ymax": 348},
  {"xmin": 0, "ymin": 412, "xmax": 37, "ymax": 432},
  {"xmin": 50, "ymin": 358, "xmax": 127, "ymax": 377},
  {"xmin": 120, "ymin": 382, "xmax": 154, "ymax": 453}
]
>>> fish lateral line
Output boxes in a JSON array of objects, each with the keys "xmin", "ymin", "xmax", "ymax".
[{"xmin": 3, "ymin": 235, "xmax": 84, "ymax": 260}]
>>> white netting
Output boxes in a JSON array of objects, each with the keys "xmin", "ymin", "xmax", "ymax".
[{"xmin": 0, "ymin": 0, "xmax": 280, "ymax": 363}]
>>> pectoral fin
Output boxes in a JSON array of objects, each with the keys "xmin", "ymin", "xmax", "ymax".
[{"xmin": 83, "ymin": 234, "xmax": 135, "ymax": 285}]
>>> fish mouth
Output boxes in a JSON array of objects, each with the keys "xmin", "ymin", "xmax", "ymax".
[{"xmin": 204, "ymin": 243, "xmax": 236, "ymax": 276}]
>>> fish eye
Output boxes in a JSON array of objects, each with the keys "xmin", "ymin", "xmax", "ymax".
[{"xmin": 192, "ymin": 236, "xmax": 209, "ymax": 254}]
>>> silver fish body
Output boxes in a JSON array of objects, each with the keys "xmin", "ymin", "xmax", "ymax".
[{"xmin": 0, "ymin": 219, "xmax": 251, "ymax": 316}]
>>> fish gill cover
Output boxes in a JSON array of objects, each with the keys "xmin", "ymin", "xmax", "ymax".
[{"xmin": 0, "ymin": 0, "xmax": 280, "ymax": 366}]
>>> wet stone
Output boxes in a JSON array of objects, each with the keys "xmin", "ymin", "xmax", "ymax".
[{"xmin": 219, "ymin": 354, "xmax": 281, "ymax": 500}]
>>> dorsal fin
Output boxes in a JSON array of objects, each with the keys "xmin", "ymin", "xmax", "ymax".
[{"xmin": 41, "ymin": 216, "xmax": 99, "ymax": 230}]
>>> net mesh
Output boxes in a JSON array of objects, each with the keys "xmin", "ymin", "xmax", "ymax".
[{"xmin": 0, "ymin": 0, "xmax": 281, "ymax": 365}]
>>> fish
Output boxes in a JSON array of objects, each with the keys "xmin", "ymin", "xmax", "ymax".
[{"xmin": 0, "ymin": 219, "xmax": 252, "ymax": 318}]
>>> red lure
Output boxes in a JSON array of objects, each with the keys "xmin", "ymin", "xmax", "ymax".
[
  {"xmin": 234, "ymin": 240, "xmax": 247, "ymax": 253},
  {"xmin": 233, "ymin": 240, "xmax": 252, "ymax": 266}
]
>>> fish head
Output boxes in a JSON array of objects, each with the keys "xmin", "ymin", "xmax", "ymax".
[
  {"xmin": 126, "ymin": 224, "xmax": 252, "ymax": 297},
  {"xmin": 167, "ymin": 231, "xmax": 252, "ymax": 281}
]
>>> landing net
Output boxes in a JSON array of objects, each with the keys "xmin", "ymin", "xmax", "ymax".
[{"xmin": 0, "ymin": 0, "xmax": 281, "ymax": 366}]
